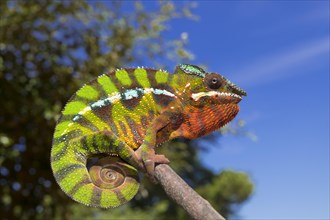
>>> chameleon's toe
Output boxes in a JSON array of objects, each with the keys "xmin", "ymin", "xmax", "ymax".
[
  {"xmin": 143, "ymin": 158, "xmax": 156, "ymax": 181},
  {"xmin": 152, "ymin": 154, "xmax": 170, "ymax": 164}
]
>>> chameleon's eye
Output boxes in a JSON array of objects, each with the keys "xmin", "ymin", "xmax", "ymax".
[{"xmin": 204, "ymin": 73, "xmax": 222, "ymax": 90}]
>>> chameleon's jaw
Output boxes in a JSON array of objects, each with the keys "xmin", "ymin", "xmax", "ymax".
[
  {"xmin": 191, "ymin": 91, "xmax": 243, "ymax": 104},
  {"xmin": 170, "ymin": 102, "xmax": 240, "ymax": 140}
]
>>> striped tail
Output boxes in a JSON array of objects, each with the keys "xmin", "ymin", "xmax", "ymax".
[{"xmin": 50, "ymin": 134, "xmax": 140, "ymax": 208}]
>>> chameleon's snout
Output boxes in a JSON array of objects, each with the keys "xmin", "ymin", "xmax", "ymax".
[
  {"xmin": 222, "ymin": 79, "xmax": 247, "ymax": 104},
  {"xmin": 230, "ymin": 83, "xmax": 247, "ymax": 97}
]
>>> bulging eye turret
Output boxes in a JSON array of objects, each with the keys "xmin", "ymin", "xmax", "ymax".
[{"xmin": 204, "ymin": 73, "xmax": 222, "ymax": 90}]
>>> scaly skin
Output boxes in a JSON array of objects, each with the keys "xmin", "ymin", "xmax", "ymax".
[{"xmin": 50, "ymin": 64, "xmax": 247, "ymax": 208}]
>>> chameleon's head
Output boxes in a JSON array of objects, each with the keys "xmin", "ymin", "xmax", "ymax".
[
  {"xmin": 176, "ymin": 64, "xmax": 247, "ymax": 105},
  {"xmin": 173, "ymin": 64, "xmax": 247, "ymax": 139}
]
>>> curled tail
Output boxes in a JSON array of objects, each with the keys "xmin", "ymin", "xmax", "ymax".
[{"xmin": 50, "ymin": 134, "xmax": 140, "ymax": 208}]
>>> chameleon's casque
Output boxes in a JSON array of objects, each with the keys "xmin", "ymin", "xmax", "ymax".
[{"xmin": 51, "ymin": 64, "xmax": 246, "ymax": 208}]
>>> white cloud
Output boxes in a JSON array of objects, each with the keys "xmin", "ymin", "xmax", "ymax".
[{"xmin": 231, "ymin": 37, "xmax": 329, "ymax": 86}]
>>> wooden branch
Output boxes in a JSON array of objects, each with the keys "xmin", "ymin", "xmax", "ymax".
[{"xmin": 154, "ymin": 164, "xmax": 225, "ymax": 220}]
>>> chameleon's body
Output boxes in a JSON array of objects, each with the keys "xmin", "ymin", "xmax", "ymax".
[{"xmin": 51, "ymin": 64, "xmax": 246, "ymax": 208}]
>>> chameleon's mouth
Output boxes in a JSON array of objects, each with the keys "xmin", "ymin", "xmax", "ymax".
[{"xmin": 191, "ymin": 91, "xmax": 243, "ymax": 104}]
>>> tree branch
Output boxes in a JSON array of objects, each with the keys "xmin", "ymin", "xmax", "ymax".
[{"xmin": 154, "ymin": 164, "xmax": 226, "ymax": 220}]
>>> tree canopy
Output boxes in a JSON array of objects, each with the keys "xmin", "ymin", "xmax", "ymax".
[{"xmin": 0, "ymin": 1, "xmax": 253, "ymax": 219}]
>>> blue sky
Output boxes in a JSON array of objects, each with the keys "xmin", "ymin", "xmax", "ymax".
[{"xmin": 165, "ymin": 1, "xmax": 329, "ymax": 219}]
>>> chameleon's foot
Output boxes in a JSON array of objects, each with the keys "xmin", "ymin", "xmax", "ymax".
[
  {"xmin": 144, "ymin": 153, "xmax": 170, "ymax": 183},
  {"xmin": 136, "ymin": 148, "xmax": 170, "ymax": 182}
]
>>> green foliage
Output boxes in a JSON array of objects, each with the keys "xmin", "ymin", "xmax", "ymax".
[{"xmin": 0, "ymin": 1, "xmax": 253, "ymax": 219}]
